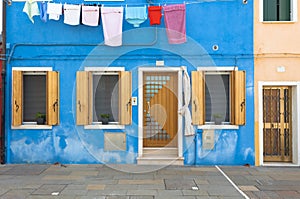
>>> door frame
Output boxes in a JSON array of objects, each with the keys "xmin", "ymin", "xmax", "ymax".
[
  {"xmin": 258, "ymin": 81, "xmax": 300, "ymax": 166},
  {"xmin": 138, "ymin": 67, "xmax": 183, "ymax": 158}
]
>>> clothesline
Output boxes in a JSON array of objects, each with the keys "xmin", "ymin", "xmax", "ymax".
[
  {"xmin": 23, "ymin": 1, "xmax": 187, "ymax": 46},
  {"xmin": 21, "ymin": 0, "xmax": 236, "ymax": 7}
]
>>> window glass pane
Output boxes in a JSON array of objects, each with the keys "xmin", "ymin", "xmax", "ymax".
[
  {"xmin": 205, "ymin": 74, "xmax": 230, "ymax": 123},
  {"xmin": 23, "ymin": 75, "xmax": 46, "ymax": 122},
  {"xmin": 93, "ymin": 75, "xmax": 119, "ymax": 122},
  {"xmin": 264, "ymin": 0, "xmax": 277, "ymax": 21},
  {"xmin": 279, "ymin": 0, "xmax": 291, "ymax": 21},
  {"xmin": 264, "ymin": 0, "xmax": 291, "ymax": 21}
]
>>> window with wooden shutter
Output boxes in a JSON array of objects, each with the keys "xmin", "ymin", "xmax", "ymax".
[
  {"xmin": 192, "ymin": 69, "xmax": 246, "ymax": 126},
  {"xmin": 119, "ymin": 71, "xmax": 132, "ymax": 125},
  {"xmin": 47, "ymin": 71, "xmax": 60, "ymax": 125},
  {"xmin": 76, "ymin": 71, "xmax": 92, "ymax": 125},
  {"xmin": 12, "ymin": 69, "xmax": 60, "ymax": 127},
  {"xmin": 77, "ymin": 69, "xmax": 131, "ymax": 127},
  {"xmin": 12, "ymin": 71, "xmax": 23, "ymax": 126},
  {"xmin": 191, "ymin": 71, "xmax": 204, "ymax": 125}
]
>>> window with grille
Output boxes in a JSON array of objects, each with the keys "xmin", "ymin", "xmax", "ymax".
[
  {"xmin": 192, "ymin": 70, "xmax": 246, "ymax": 126},
  {"xmin": 12, "ymin": 69, "xmax": 60, "ymax": 126},
  {"xmin": 76, "ymin": 69, "xmax": 132, "ymax": 126}
]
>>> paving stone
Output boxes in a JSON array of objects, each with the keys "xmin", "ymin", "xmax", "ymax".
[
  {"xmin": 42, "ymin": 174, "xmax": 84, "ymax": 180},
  {"xmin": 137, "ymin": 184, "xmax": 165, "ymax": 190},
  {"xmin": 276, "ymin": 190, "xmax": 300, "ymax": 199},
  {"xmin": 27, "ymin": 196, "xmax": 75, "ymax": 199},
  {"xmin": 86, "ymin": 184, "xmax": 106, "ymax": 190},
  {"xmin": 243, "ymin": 191, "xmax": 261, "ymax": 199},
  {"xmin": 129, "ymin": 196, "xmax": 154, "ymax": 199},
  {"xmin": 104, "ymin": 184, "xmax": 140, "ymax": 190},
  {"xmin": 87, "ymin": 190, "xmax": 127, "ymax": 196},
  {"xmin": 71, "ymin": 171, "xmax": 99, "ymax": 176},
  {"xmin": 65, "ymin": 184, "xmax": 87, "ymax": 190},
  {"xmin": 194, "ymin": 179, "xmax": 210, "ymax": 185},
  {"xmin": 196, "ymin": 196, "xmax": 218, "ymax": 199},
  {"xmin": 118, "ymin": 179, "xmax": 163, "ymax": 185},
  {"xmin": 87, "ymin": 179, "xmax": 118, "ymax": 185},
  {"xmin": 199, "ymin": 185, "xmax": 241, "ymax": 197},
  {"xmin": 60, "ymin": 188, "xmax": 88, "ymax": 196},
  {"xmin": 156, "ymin": 196, "xmax": 196, "ymax": 199},
  {"xmin": 32, "ymin": 184, "xmax": 67, "ymax": 195},
  {"xmin": 106, "ymin": 196, "xmax": 129, "ymax": 199},
  {"xmin": 75, "ymin": 196, "xmax": 105, "ymax": 199},
  {"xmin": 257, "ymin": 185, "xmax": 300, "ymax": 191},
  {"xmin": 132, "ymin": 174, "xmax": 155, "ymax": 180},
  {"xmin": 126, "ymin": 189, "xmax": 157, "ymax": 196},
  {"xmin": 0, "ymin": 188, "xmax": 34, "ymax": 199},
  {"xmin": 3, "ymin": 165, "xmax": 49, "ymax": 175},
  {"xmin": 190, "ymin": 167, "xmax": 218, "ymax": 172},
  {"xmin": 156, "ymin": 190, "xmax": 183, "ymax": 196},
  {"xmin": 182, "ymin": 190, "xmax": 208, "ymax": 196},
  {"xmin": 164, "ymin": 179, "xmax": 197, "ymax": 190},
  {"xmin": 238, "ymin": 185, "xmax": 259, "ymax": 191}
]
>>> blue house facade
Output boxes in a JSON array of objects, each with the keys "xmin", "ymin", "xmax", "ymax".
[{"xmin": 4, "ymin": 0, "xmax": 254, "ymax": 165}]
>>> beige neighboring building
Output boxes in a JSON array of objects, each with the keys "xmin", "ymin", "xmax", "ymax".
[{"xmin": 255, "ymin": 0, "xmax": 300, "ymax": 166}]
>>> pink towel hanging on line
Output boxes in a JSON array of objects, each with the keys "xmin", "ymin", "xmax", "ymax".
[{"xmin": 163, "ymin": 4, "xmax": 186, "ymax": 44}]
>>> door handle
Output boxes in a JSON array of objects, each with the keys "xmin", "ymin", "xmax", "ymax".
[
  {"xmin": 78, "ymin": 100, "xmax": 82, "ymax": 112},
  {"xmin": 147, "ymin": 101, "xmax": 150, "ymax": 114},
  {"xmin": 193, "ymin": 100, "xmax": 197, "ymax": 112},
  {"xmin": 240, "ymin": 100, "xmax": 245, "ymax": 112},
  {"xmin": 53, "ymin": 99, "xmax": 58, "ymax": 112},
  {"xmin": 126, "ymin": 99, "xmax": 131, "ymax": 112},
  {"xmin": 15, "ymin": 100, "xmax": 19, "ymax": 112}
]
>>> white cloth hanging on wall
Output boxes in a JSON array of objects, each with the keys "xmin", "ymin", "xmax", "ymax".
[
  {"xmin": 47, "ymin": 3, "xmax": 62, "ymax": 21},
  {"xmin": 179, "ymin": 66, "xmax": 194, "ymax": 136},
  {"xmin": 23, "ymin": 0, "xmax": 40, "ymax": 23},
  {"xmin": 63, "ymin": 4, "xmax": 81, "ymax": 26},
  {"xmin": 101, "ymin": 7, "xmax": 124, "ymax": 47},
  {"xmin": 82, "ymin": 5, "xmax": 100, "ymax": 27}
]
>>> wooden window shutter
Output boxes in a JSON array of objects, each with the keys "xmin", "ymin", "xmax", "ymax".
[
  {"xmin": 119, "ymin": 71, "xmax": 132, "ymax": 125},
  {"xmin": 76, "ymin": 71, "xmax": 92, "ymax": 125},
  {"xmin": 231, "ymin": 70, "xmax": 246, "ymax": 125},
  {"xmin": 47, "ymin": 71, "xmax": 59, "ymax": 125},
  {"xmin": 12, "ymin": 70, "xmax": 23, "ymax": 126},
  {"xmin": 191, "ymin": 71, "xmax": 205, "ymax": 125}
]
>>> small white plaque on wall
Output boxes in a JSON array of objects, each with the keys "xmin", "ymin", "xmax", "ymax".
[
  {"xmin": 104, "ymin": 132, "xmax": 126, "ymax": 151},
  {"xmin": 202, "ymin": 130, "xmax": 215, "ymax": 150}
]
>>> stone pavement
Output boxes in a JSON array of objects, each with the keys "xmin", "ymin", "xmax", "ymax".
[{"xmin": 0, "ymin": 164, "xmax": 299, "ymax": 199}]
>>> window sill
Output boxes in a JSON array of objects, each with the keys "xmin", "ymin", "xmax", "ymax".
[
  {"xmin": 84, "ymin": 123, "xmax": 125, "ymax": 130},
  {"xmin": 262, "ymin": 21, "xmax": 296, "ymax": 24},
  {"xmin": 197, "ymin": 124, "xmax": 239, "ymax": 130},
  {"xmin": 11, "ymin": 125, "xmax": 53, "ymax": 130}
]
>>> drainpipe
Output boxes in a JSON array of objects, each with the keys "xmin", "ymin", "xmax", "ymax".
[{"xmin": 1, "ymin": 0, "xmax": 9, "ymax": 164}]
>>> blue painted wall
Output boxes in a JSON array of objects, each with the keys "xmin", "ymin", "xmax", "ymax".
[{"xmin": 5, "ymin": 0, "xmax": 254, "ymax": 164}]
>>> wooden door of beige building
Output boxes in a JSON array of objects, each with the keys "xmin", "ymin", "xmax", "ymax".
[
  {"xmin": 263, "ymin": 86, "xmax": 292, "ymax": 162},
  {"xmin": 143, "ymin": 72, "xmax": 178, "ymax": 147}
]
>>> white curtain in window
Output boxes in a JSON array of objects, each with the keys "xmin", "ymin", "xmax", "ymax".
[{"xmin": 180, "ymin": 67, "xmax": 194, "ymax": 136}]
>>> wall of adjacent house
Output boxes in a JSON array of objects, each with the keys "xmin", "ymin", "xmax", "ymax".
[
  {"xmin": 254, "ymin": 0, "xmax": 300, "ymax": 165},
  {"xmin": 5, "ymin": 0, "xmax": 254, "ymax": 165}
]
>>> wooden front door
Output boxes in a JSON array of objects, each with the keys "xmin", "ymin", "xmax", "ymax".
[
  {"xmin": 143, "ymin": 72, "xmax": 178, "ymax": 147},
  {"xmin": 263, "ymin": 86, "xmax": 292, "ymax": 162}
]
